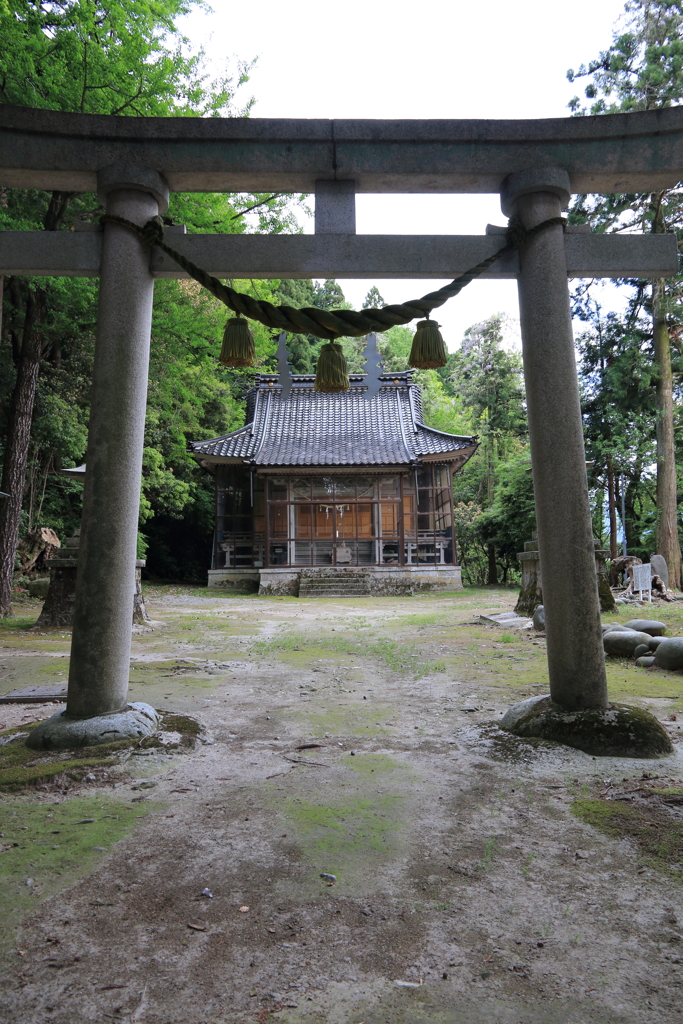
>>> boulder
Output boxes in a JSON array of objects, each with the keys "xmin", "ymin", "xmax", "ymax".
[
  {"xmin": 602, "ymin": 623, "xmax": 634, "ymax": 633},
  {"xmin": 624, "ymin": 619, "xmax": 667, "ymax": 636},
  {"xmin": 635, "ymin": 655, "xmax": 656, "ymax": 668},
  {"xmin": 654, "ymin": 638, "xmax": 683, "ymax": 671},
  {"xmin": 633, "ymin": 644, "xmax": 651, "ymax": 660},
  {"xmin": 648, "ymin": 635, "xmax": 667, "ymax": 651},
  {"xmin": 603, "ymin": 630, "xmax": 653, "ymax": 657},
  {"xmin": 28, "ymin": 578, "xmax": 50, "ymax": 599},
  {"xmin": 500, "ymin": 695, "xmax": 672, "ymax": 757},
  {"xmin": 532, "ymin": 605, "xmax": 545, "ymax": 631}
]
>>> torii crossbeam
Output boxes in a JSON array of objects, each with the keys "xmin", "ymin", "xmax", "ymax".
[{"xmin": 1, "ymin": 103, "xmax": 679, "ymax": 751}]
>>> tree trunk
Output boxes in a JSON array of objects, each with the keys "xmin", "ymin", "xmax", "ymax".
[
  {"xmin": 0, "ymin": 290, "xmax": 44, "ymax": 616},
  {"xmin": 653, "ymin": 281, "xmax": 682, "ymax": 590},
  {"xmin": 606, "ymin": 457, "xmax": 618, "ymax": 560},
  {"xmin": 487, "ymin": 543, "xmax": 498, "ymax": 585},
  {"xmin": 0, "ymin": 192, "xmax": 74, "ymax": 618}
]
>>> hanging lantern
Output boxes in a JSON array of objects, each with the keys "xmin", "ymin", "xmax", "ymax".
[
  {"xmin": 314, "ymin": 342, "xmax": 350, "ymax": 393},
  {"xmin": 409, "ymin": 318, "xmax": 448, "ymax": 369},
  {"xmin": 220, "ymin": 317, "xmax": 255, "ymax": 367}
]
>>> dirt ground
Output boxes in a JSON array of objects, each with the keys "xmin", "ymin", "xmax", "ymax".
[{"xmin": 1, "ymin": 584, "xmax": 683, "ymax": 1024}]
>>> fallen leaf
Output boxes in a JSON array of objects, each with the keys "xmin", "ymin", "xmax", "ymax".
[
  {"xmin": 239, "ymin": 906, "xmax": 250, "ymax": 913},
  {"xmin": 187, "ymin": 923, "xmax": 206, "ymax": 931}
]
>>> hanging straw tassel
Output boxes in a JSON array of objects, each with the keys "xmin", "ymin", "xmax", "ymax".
[
  {"xmin": 220, "ymin": 317, "xmax": 256, "ymax": 367},
  {"xmin": 409, "ymin": 319, "xmax": 448, "ymax": 369},
  {"xmin": 314, "ymin": 342, "xmax": 350, "ymax": 393}
]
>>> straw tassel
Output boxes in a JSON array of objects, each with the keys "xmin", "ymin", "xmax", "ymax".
[
  {"xmin": 314, "ymin": 342, "xmax": 350, "ymax": 393},
  {"xmin": 220, "ymin": 318, "xmax": 256, "ymax": 367},
  {"xmin": 409, "ymin": 319, "xmax": 448, "ymax": 369}
]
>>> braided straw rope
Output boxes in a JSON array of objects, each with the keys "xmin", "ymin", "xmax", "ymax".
[{"xmin": 100, "ymin": 214, "xmax": 565, "ymax": 340}]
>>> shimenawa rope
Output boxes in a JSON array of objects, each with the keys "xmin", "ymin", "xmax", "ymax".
[{"xmin": 99, "ymin": 213, "xmax": 565, "ymax": 340}]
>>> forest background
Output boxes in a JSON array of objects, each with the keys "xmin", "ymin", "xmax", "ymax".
[{"xmin": 0, "ymin": 0, "xmax": 682, "ymax": 603}]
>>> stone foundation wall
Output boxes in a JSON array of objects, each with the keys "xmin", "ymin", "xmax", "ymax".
[
  {"xmin": 219, "ymin": 565, "xmax": 465, "ymax": 597},
  {"xmin": 207, "ymin": 569, "xmax": 260, "ymax": 593}
]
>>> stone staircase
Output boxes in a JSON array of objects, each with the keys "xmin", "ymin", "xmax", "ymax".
[{"xmin": 298, "ymin": 569, "xmax": 371, "ymax": 598}]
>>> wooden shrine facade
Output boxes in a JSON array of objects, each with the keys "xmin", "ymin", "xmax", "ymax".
[{"xmin": 189, "ymin": 372, "xmax": 477, "ymax": 595}]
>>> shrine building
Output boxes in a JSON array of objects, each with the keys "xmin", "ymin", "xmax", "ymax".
[{"xmin": 189, "ymin": 371, "xmax": 477, "ymax": 596}]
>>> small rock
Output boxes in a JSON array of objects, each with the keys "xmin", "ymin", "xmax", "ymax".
[
  {"xmin": 633, "ymin": 644, "xmax": 651, "ymax": 660},
  {"xmin": 532, "ymin": 606, "xmax": 545, "ymax": 631},
  {"xmin": 28, "ymin": 578, "xmax": 50, "ymax": 599},
  {"xmin": 635, "ymin": 656, "xmax": 656, "ymax": 668},
  {"xmin": 624, "ymin": 619, "xmax": 667, "ymax": 637}
]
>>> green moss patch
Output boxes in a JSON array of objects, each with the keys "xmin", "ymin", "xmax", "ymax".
[
  {"xmin": 0, "ymin": 711, "xmax": 202, "ymax": 790},
  {"xmin": 0, "ymin": 725, "xmax": 133, "ymax": 791},
  {"xmin": 252, "ymin": 631, "xmax": 445, "ymax": 677},
  {"xmin": 572, "ymin": 796, "xmax": 683, "ymax": 878},
  {"xmin": 267, "ymin": 753, "xmax": 415, "ymax": 892},
  {"xmin": 0, "ymin": 796, "xmax": 153, "ymax": 952}
]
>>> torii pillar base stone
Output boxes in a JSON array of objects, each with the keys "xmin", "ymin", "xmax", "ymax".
[
  {"xmin": 498, "ymin": 168, "xmax": 671, "ymax": 757},
  {"xmin": 27, "ymin": 165, "xmax": 166, "ymax": 750}
]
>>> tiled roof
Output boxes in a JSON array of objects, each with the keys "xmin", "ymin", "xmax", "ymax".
[{"xmin": 189, "ymin": 373, "xmax": 477, "ymax": 468}]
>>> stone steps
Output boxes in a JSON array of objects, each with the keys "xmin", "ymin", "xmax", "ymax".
[{"xmin": 298, "ymin": 573, "xmax": 371, "ymax": 598}]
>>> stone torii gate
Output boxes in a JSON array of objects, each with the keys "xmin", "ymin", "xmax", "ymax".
[{"xmin": 2, "ymin": 103, "xmax": 679, "ymax": 752}]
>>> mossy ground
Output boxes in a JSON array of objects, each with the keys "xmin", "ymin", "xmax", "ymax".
[
  {"xmin": 0, "ymin": 796, "xmax": 154, "ymax": 954},
  {"xmin": 0, "ymin": 585, "xmax": 682, "ymax": 1024},
  {"xmin": 0, "ymin": 711, "xmax": 202, "ymax": 790},
  {"xmin": 572, "ymin": 781, "xmax": 683, "ymax": 878}
]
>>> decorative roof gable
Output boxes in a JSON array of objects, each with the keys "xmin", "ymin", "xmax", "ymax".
[{"xmin": 189, "ymin": 372, "xmax": 477, "ymax": 470}]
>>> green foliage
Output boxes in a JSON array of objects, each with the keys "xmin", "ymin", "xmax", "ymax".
[
  {"xmin": 567, "ymin": 0, "xmax": 683, "ymax": 563},
  {"xmin": 0, "ymin": 1, "xmax": 307, "ymax": 582},
  {"xmin": 446, "ymin": 315, "xmax": 528, "ymax": 584},
  {"xmin": 567, "ymin": 1, "xmax": 683, "ymax": 114},
  {"xmin": 574, "ymin": 299, "xmax": 661, "ymax": 555},
  {"xmin": 0, "ymin": 0, "xmax": 251, "ymax": 117}
]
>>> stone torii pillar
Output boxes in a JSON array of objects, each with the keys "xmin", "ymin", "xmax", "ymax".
[
  {"xmin": 499, "ymin": 168, "xmax": 669, "ymax": 756},
  {"xmin": 28, "ymin": 165, "xmax": 166, "ymax": 749}
]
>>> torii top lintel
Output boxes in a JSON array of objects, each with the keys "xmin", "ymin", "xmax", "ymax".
[{"xmin": 1, "ymin": 103, "xmax": 683, "ymax": 195}]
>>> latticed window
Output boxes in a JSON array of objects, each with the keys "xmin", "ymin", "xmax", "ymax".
[{"xmin": 214, "ymin": 467, "xmax": 454, "ymax": 568}]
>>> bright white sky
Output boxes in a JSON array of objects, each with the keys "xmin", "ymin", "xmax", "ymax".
[{"xmin": 180, "ymin": 0, "xmax": 629, "ymax": 349}]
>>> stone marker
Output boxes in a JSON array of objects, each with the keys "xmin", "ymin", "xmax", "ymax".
[
  {"xmin": 632, "ymin": 563, "xmax": 652, "ymax": 598},
  {"xmin": 624, "ymin": 619, "xmax": 667, "ymax": 636},
  {"xmin": 650, "ymin": 554, "xmax": 668, "ymax": 590},
  {"xmin": 532, "ymin": 605, "xmax": 545, "ymax": 631}
]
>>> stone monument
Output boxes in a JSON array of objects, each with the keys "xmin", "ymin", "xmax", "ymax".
[
  {"xmin": 651, "ymin": 553, "xmax": 668, "ymax": 590},
  {"xmin": 515, "ymin": 531, "xmax": 615, "ymax": 615},
  {"xmin": 36, "ymin": 528, "xmax": 149, "ymax": 628}
]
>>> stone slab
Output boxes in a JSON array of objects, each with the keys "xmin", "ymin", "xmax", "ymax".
[
  {"xmin": 478, "ymin": 612, "xmax": 533, "ymax": 629},
  {"xmin": 0, "ymin": 685, "xmax": 67, "ymax": 704}
]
